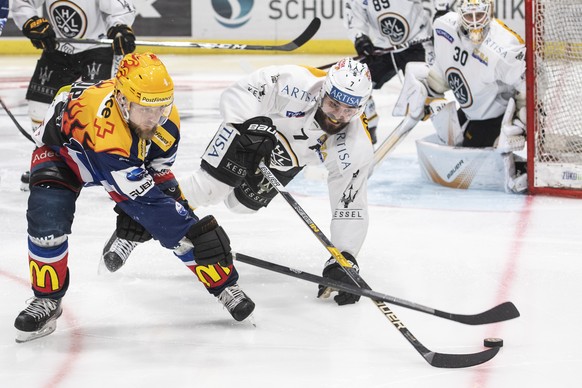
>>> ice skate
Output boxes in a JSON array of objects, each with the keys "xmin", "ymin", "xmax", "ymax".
[
  {"xmin": 102, "ymin": 231, "xmax": 138, "ymax": 272},
  {"xmin": 20, "ymin": 170, "xmax": 30, "ymax": 191},
  {"xmin": 14, "ymin": 297, "xmax": 62, "ymax": 343},
  {"xmin": 217, "ymin": 283, "xmax": 255, "ymax": 322}
]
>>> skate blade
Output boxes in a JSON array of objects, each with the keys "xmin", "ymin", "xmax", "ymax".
[
  {"xmin": 15, "ymin": 320, "xmax": 57, "ymax": 343},
  {"xmin": 318, "ymin": 286, "xmax": 335, "ymax": 299},
  {"xmin": 246, "ymin": 313, "xmax": 257, "ymax": 327}
]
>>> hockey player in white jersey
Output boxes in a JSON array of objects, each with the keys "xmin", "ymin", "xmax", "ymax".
[
  {"xmin": 344, "ymin": 0, "xmax": 433, "ymax": 144},
  {"xmin": 11, "ymin": 0, "xmax": 136, "ymax": 188},
  {"xmin": 105, "ymin": 58, "xmax": 375, "ymax": 306},
  {"xmin": 393, "ymin": 0, "xmax": 527, "ymax": 193}
]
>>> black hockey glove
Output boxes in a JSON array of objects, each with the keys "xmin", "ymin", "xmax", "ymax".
[
  {"xmin": 233, "ymin": 116, "xmax": 278, "ymax": 175},
  {"xmin": 23, "ymin": 16, "xmax": 57, "ymax": 52},
  {"xmin": 107, "ymin": 24, "xmax": 136, "ymax": 55},
  {"xmin": 114, "ymin": 206, "xmax": 152, "ymax": 243},
  {"xmin": 354, "ymin": 34, "xmax": 375, "ymax": 58},
  {"xmin": 317, "ymin": 252, "xmax": 361, "ymax": 306},
  {"xmin": 186, "ymin": 215, "xmax": 233, "ymax": 266}
]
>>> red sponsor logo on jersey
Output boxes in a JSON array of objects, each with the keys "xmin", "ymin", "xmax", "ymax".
[{"xmin": 30, "ymin": 146, "xmax": 60, "ymax": 169}]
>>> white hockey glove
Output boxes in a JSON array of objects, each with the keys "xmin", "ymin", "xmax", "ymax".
[
  {"xmin": 497, "ymin": 98, "xmax": 526, "ymax": 153},
  {"xmin": 393, "ymin": 63, "xmax": 430, "ymax": 120}
]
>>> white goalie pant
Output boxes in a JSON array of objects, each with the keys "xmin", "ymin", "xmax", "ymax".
[
  {"xmin": 180, "ymin": 168, "xmax": 258, "ymax": 214},
  {"xmin": 430, "ymin": 101, "xmax": 466, "ymax": 146}
]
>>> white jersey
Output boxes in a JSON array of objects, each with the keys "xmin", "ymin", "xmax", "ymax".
[
  {"xmin": 429, "ymin": 12, "xmax": 526, "ymax": 120},
  {"xmin": 345, "ymin": 0, "xmax": 432, "ymax": 50},
  {"xmin": 208, "ymin": 65, "xmax": 374, "ymax": 256},
  {"xmin": 12, "ymin": 0, "xmax": 136, "ymax": 54}
]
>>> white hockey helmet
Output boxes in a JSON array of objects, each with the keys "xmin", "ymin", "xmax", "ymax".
[
  {"xmin": 322, "ymin": 57, "xmax": 372, "ymax": 118},
  {"xmin": 458, "ymin": 0, "xmax": 494, "ymax": 45}
]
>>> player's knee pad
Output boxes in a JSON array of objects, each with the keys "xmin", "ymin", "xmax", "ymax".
[
  {"xmin": 29, "ymin": 146, "xmax": 82, "ymax": 192},
  {"xmin": 431, "ymin": 101, "xmax": 465, "ymax": 146},
  {"xmin": 27, "ymin": 185, "xmax": 77, "ymax": 240},
  {"xmin": 28, "ymin": 100, "xmax": 50, "ymax": 131},
  {"xmin": 232, "ymin": 167, "xmax": 302, "ymax": 211}
]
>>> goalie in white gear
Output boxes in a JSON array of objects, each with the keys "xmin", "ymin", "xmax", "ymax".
[
  {"xmin": 393, "ymin": 0, "xmax": 527, "ymax": 193},
  {"xmin": 106, "ymin": 58, "xmax": 375, "ymax": 306}
]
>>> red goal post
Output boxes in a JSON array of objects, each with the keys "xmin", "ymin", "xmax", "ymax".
[{"xmin": 526, "ymin": 0, "xmax": 582, "ymax": 197}]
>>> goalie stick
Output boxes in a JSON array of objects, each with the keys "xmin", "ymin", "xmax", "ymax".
[
  {"xmin": 57, "ymin": 18, "xmax": 321, "ymax": 52},
  {"xmin": 234, "ymin": 252, "xmax": 519, "ymax": 325},
  {"xmin": 258, "ymin": 161, "xmax": 501, "ymax": 368},
  {"xmin": 372, "ymin": 115, "xmax": 420, "ymax": 169},
  {"xmin": 0, "ymin": 97, "xmax": 35, "ymax": 144}
]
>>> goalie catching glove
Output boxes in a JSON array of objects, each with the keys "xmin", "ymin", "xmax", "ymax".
[
  {"xmin": 233, "ymin": 116, "xmax": 278, "ymax": 174},
  {"xmin": 317, "ymin": 252, "xmax": 361, "ymax": 306}
]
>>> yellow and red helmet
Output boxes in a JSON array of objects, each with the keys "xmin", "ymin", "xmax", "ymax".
[
  {"xmin": 115, "ymin": 52, "xmax": 174, "ymax": 125},
  {"xmin": 115, "ymin": 52, "xmax": 174, "ymax": 107}
]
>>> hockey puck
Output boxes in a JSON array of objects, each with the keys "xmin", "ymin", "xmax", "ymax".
[{"xmin": 484, "ymin": 338, "xmax": 504, "ymax": 348}]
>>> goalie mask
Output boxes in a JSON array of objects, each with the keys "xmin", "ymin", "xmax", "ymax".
[
  {"xmin": 316, "ymin": 57, "xmax": 372, "ymax": 135},
  {"xmin": 114, "ymin": 52, "xmax": 174, "ymax": 140},
  {"xmin": 458, "ymin": 0, "xmax": 494, "ymax": 45}
]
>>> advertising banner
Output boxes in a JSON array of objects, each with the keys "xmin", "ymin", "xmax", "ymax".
[{"xmin": 0, "ymin": 0, "xmax": 527, "ymax": 52}]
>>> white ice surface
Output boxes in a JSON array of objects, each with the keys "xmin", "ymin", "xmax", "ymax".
[{"xmin": 1, "ymin": 55, "xmax": 581, "ymax": 388}]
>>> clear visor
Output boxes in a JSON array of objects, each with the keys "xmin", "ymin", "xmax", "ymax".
[
  {"xmin": 321, "ymin": 94, "xmax": 360, "ymax": 124},
  {"xmin": 128, "ymin": 102, "xmax": 172, "ymax": 127}
]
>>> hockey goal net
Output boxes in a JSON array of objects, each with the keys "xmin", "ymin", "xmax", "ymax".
[{"xmin": 526, "ymin": 0, "xmax": 582, "ymax": 196}]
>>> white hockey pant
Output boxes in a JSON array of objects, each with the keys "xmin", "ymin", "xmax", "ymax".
[{"xmin": 180, "ymin": 168, "xmax": 257, "ymax": 214}]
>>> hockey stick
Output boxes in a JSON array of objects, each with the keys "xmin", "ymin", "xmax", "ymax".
[
  {"xmin": 257, "ymin": 161, "xmax": 501, "ymax": 368},
  {"xmin": 0, "ymin": 97, "xmax": 35, "ymax": 144},
  {"xmin": 318, "ymin": 37, "xmax": 432, "ymax": 70},
  {"xmin": 57, "ymin": 18, "xmax": 321, "ymax": 52},
  {"xmin": 235, "ymin": 252, "xmax": 520, "ymax": 325},
  {"xmin": 373, "ymin": 115, "xmax": 420, "ymax": 168}
]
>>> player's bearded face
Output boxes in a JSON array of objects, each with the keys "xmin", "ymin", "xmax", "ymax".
[
  {"xmin": 316, "ymin": 94, "xmax": 360, "ymax": 135},
  {"xmin": 128, "ymin": 103, "xmax": 167, "ymax": 140}
]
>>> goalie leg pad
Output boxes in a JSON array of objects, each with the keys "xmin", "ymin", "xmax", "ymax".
[{"xmin": 431, "ymin": 101, "xmax": 465, "ymax": 146}]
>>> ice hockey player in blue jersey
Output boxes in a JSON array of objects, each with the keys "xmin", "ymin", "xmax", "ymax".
[{"xmin": 14, "ymin": 53, "xmax": 254, "ymax": 344}]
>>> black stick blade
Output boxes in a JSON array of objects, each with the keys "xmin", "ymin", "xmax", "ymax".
[
  {"xmin": 437, "ymin": 301, "xmax": 521, "ymax": 325},
  {"xmin": 426, "ymin": 347, "xmax": 501, "ymax": 368},
  {"xmin": 288, "ymin": 17, "xmax": 321, "ymax": 49}
]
